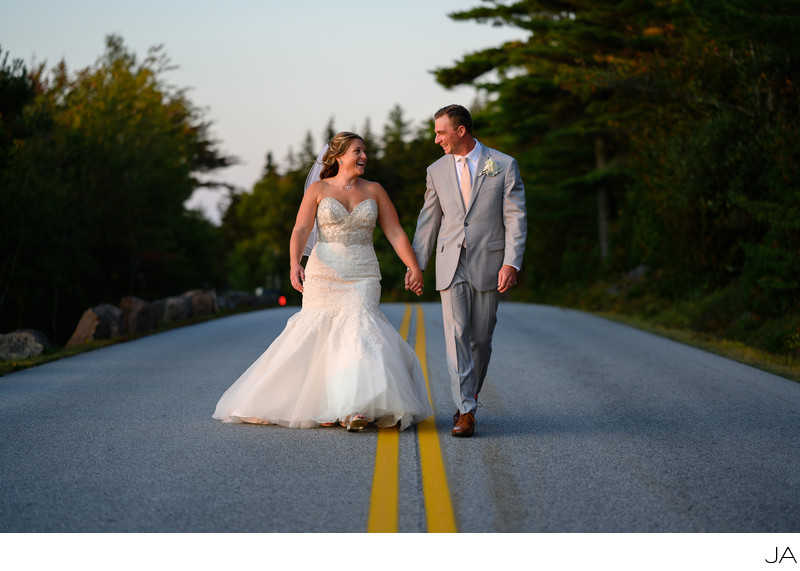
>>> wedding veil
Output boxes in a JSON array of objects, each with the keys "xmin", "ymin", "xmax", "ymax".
[{"xmin": 303, "ymin": 143, "xmax": 329, "ymax": 256}]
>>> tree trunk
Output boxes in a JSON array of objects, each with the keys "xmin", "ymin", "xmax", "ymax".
[{"xmin": 596, "ymin": 136, "xmax": 610, "ymax": 263}]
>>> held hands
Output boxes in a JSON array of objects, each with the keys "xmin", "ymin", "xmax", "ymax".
[
  {"xmin": 404, "ymin": 268, "xmax": 424, "ymax": 296},
  {"xmin": 497, "ymin": 265, "xmax": 518, "ymax": 293},
  {"xmin": 290, "ymin": 264, "xmax": 305, "ymax": 293}
]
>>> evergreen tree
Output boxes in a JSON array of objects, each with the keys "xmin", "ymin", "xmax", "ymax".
[{"xmin": 0, "ymin": 36, "xmax": 234, "ymax": 342}]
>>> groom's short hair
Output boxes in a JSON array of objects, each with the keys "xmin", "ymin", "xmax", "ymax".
[{"xmin": 435, "ymin": 104, "xmax": 473, "ymax": 136}]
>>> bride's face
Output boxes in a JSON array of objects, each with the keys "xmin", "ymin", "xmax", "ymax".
[{"xmin": 340, "ymin": 140, "xmax": 367, "ymax": 177}]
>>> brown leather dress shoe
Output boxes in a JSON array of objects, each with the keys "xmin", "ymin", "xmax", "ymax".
[
  {"xmin": 453, "ymin": 410, "xmax": 461, "ymax": 425},
  {"xmin": 451, "ymin": 411, "xmax": 475, "ymax": 437}
]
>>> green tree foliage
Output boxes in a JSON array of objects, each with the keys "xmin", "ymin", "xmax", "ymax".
[
  {"xmin": 226, "ymin": 151, "xmax": 306, "ymax": 299},
  {"xmin": 0, "ymin": 49, "xmax": 37, "ymax": 170},
  {"xmin": 436, "ymin": 0, "xmax": 682, "ymax": 285},
  {"xmin": 222, "ymin": 109, "xmax": 441, "ymax": 304},
  {"xmin": 372, "ymin": 107, "xmax": 441, "ymax": 297},
  {"xmin": 622, "ymin": 1, "xmax": 800, "ymax": 317},
  {"xmin": 0, "ymin": 37, "xmax": 234, "ymax": 343},
  {"xmin": 430, "ymin": 0, "xmax": 800, "ymax": 351}
]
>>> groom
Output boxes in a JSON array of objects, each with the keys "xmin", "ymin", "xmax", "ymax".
[{"xmin": 407, "ymin": 104, "xmax": 527, "ymax": 437}]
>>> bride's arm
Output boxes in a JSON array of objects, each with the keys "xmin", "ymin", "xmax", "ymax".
[
  {"xmin": 289, "ymin": 184, "xmax": 321, "ymax": 293},
  {"xmin": 373, "ymin": 184, "xmax": 424, "ymax": 296}
]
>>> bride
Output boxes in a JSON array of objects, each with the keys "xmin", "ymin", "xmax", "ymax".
[{"xmin": 213, "ymin": 132, "xmax": 433, "ymax": 431}]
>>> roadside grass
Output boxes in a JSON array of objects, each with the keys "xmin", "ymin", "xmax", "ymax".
[
  {"xmin": 596, "ymin": 311, "xmax": 800, "ymax": 383},
  {"xmin": 534, "ymin": 278, "xmax": 800, "ymax": 384}
]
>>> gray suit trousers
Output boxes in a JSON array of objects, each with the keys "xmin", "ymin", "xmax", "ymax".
[{"xmin": 439, "ymin": 247, "xmax": 499, "ymax": 415}]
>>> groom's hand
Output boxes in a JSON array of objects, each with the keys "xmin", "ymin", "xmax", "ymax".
[
  {"xmin": 405, "ymin": 268, "xmax": 424, "ymax": 296},
  {"xmin": 497, "ymin": 265, "xmax": 518, "ymax": 293}
]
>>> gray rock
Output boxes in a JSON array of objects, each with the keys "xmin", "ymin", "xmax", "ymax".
[
  {"xmin": 153, "ymin": 298, "xmax": 167, "ymax": 324},
  {"xmin": 626, "ymin": 264, "xmax": 649, "ymax": 282},
  {"xmin": 66, "ymin": 304, "xmax": 121, "ymax": 347},
  {"xmin": 119, "ymin": 296, "xmax": 158, "ymax": 335},
  {"xmin": 182, "ymin": 289, "xmax": 218, "ymax": 317},
  {"xmin": 162, "ymin": 296, "xmax": 192, "ymax": 322},
  {"xmin": 0, "ymin": 329, "xmax": 51, "ymax": 360}
]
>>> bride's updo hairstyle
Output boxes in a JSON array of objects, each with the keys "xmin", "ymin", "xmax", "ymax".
[{"xmin": 320, "ymin": 132, "xmax": 364, "ymax": 180}]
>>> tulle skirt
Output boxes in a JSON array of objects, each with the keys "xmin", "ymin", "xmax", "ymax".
[{"xmin": 212, "ymin": 242, "xmax": 432, "ymax": 430}]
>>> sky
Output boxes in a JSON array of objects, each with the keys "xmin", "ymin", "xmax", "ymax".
[{"xmin": 3, "ymin": 0, "xmax": 524, "ymax": 223}]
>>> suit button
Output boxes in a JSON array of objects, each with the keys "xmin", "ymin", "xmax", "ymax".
[{"xmin": 464, "ymin": 222, "xmax": 469, "ymax": 226}]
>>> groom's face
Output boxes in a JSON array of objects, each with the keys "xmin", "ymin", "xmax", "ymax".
[{"xmin": 434, "ymin": 116, "xmax": 466, "ymax": 156}]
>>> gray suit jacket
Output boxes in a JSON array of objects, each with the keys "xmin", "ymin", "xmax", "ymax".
[{"xmin": 412, "ymin": 143, "xmax": 527, "ymax": 291}]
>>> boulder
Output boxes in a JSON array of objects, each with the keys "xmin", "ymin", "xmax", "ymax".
[
  {"xmin": 162, "ymin": 295, "xmax": 192, "ymax": 322},
  {"xmin": 153, "ymin": 298, "xmax": 168, "ymax": 324},
  {"xmin": 119, "ymin": 296, "xmax": 158, "ymax": 335},
  {"xmin": 183, "ymin": 289, "xmax": 218, "ymax": 317},
  {"xmin": 66, "ymin": 303, "xmax": 122, "ymax": 347},
  {"xmin": 626, "ymin": 264, "xmax": 649, "ymax": 283},
  {"xmin": 0, "ymin": 329, "xmax": 51, "ymax": 360}
]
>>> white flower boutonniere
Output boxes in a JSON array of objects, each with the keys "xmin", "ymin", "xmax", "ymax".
[{"xmin": 480, "ymin": 157, "xmax": 502, "ymax": 177}]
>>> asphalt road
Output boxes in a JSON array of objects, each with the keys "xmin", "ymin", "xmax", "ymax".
[{"xmin": 1, "ymin": 302, "xmax": 798, "ymax": 534}]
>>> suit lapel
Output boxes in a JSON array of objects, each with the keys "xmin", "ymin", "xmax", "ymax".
[
  {"xmin": 467, "ymin": 145, "xmax": 490, "ymax": 214},
  {"xmin": 443, "ymin": 155, "xmax": 466, "ymax": 215}
]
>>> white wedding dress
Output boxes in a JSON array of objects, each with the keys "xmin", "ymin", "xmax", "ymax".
[{"xmin": 213, "ymin": 197, "xmax": 432, "ymax": 430}]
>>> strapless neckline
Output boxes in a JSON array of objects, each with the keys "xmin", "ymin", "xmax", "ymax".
[{"xmin": 319, "ymin": 196, "xmax": 375, "ymax": 215}]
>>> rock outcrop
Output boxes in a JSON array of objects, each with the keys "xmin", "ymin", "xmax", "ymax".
[
  {"xmin": 66, "ymin": 303, "xmax": 122, "ymax": 347},
  {"xmin": 119, "ymin": 296, "xmax": 158, "ymax": 335},
  {"xmin": 0, "ymin": 329, "xmax": 51, "ymax": 360}
]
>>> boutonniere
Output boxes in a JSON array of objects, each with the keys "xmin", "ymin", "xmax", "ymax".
[{"xmin": 480, "ymin": 157, "xmax": 502, "ymax": 177}]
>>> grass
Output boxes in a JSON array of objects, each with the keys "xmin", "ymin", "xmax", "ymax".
[
  {"xmin": 596, "ymin": 311, "xmax": 800, "ymax": 383},
  {"xmin": 534, "ymin": 277, "xmax": 800, "ymax": 384}
]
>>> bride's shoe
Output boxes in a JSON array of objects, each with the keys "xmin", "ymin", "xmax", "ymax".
[{"xmin": 345, "ymin": 414, "xmax": 368, "ymax": 432}]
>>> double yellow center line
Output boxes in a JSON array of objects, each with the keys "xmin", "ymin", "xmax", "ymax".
[{"xmin": 367, "ymin": 304, "xmax": 457, "ymax": 533}]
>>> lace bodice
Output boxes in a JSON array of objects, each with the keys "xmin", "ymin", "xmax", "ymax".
[{"xmin": 316, "ymin": 197, "xmax": 377, "ymax": 246}]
